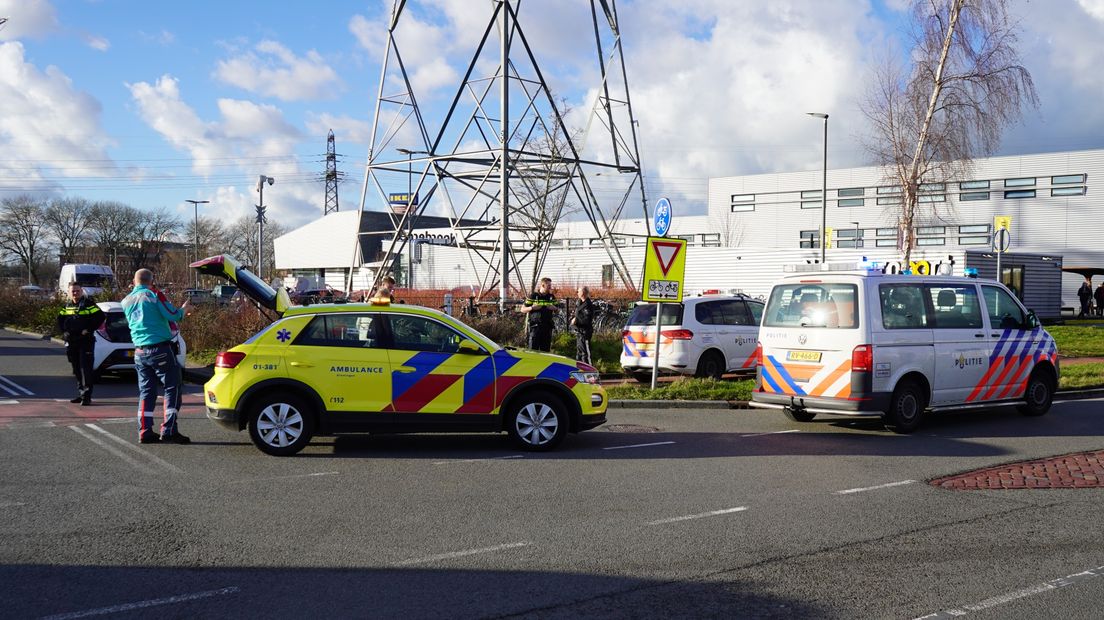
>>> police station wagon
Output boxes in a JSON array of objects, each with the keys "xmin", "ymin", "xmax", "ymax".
[{"xmin": 750, "ymin": 271, "xmax": 1058, "ymax": 432}]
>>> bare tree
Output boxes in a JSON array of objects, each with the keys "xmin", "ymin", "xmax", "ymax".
[
  {"xmin": 126, "ymin": 206, "xmax": 181, "ymax": 271},
  {"xmin": 861, "ymin": 0, "xmax": 1038, "ymax": 264},
  {"xmin": 181, "ymin": 216, "xmax": 228, "ymax": 264},
  {"xmin": 0, "ymin": 195, "xmax": 51, "ymax": 284},
  {"xmin": 87, "ymin": 201, "xmax": 140, "ymax": 271},
  {"xmin": 223, "ymin": 214, "xmax": 285, "ymax": 274},
  {"xmin": 44, "ymin": 197, "xmax": 93, "ymax": 264},
  {"xmin": 709, "ymin": 210, "xmax": 745, "ymax": 247}
]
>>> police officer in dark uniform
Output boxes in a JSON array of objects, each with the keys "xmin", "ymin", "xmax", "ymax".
[
  {"xmin": 521, "ymin": 277, "xmax": 557, "ymax": 352},
  {"xmin": 57, "ymin": 282, "xmax": 105, "ymax": 405},
  {"xmin": 571, "ymin": 286, "xmax": 595, "ymax": 364}
]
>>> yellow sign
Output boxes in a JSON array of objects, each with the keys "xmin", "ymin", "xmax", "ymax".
[
  {"xmin": 824, "ymin": 227, "xmax": 833, "ymax": 250},
  {"xmin": 642, "ymin": 236, "xmax": 687, "ymax": 302},
  {"xmin": 994, "ymin": 215, "xmax": 1012, "ymax": 231}
]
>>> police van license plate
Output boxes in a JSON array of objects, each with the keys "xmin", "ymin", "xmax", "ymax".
[{"xmin": 787, "ymin": 350, "xmax": 821, "ymax": 362}]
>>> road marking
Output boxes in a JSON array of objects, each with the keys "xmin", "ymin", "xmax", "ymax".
[
  {"xmin": 230, "ymin": 471, "xmax": 340, "ymax": 484},
  {"xmin": 647, "ymin": 506, "xmax": 749, "ymax": 525},
  {"xmin": 914, "ymin": 564, "xmax": 1104, "ymax": 619},
  {"xmin": 40, "ymin": 586, "xmax": 240, "ymax": 619},
  {"xmin": 603, "ymin": 441, "xmax": 676, "ymax": 450},
  {"xmin": 0, "ymin": 501, "xmax": 26, "ymax": 508},
  {"xmin": 85, "ymin": 424, "xmax": 183, "ymax": 474},
  {"xmin": 396, "ymin": 541, "xmax": 532, "ymax": 566},
  {"xmin": 0, "ymin": 400, "xmax": 19, "ymax": 405},
  {"xmin": 0, "ymin": 374, "xmax": 34, "ymax": 396},
  {"xmin": 834, "ymin": 480, "xmax": 916, "ymax": 495},
  {"xmin": 432, "ymin": 455, "xmax": 525, "ymax": 465},
  {"xmin": 69, "ymin": 426, "xmax": 147, "ymax": 472},
  {"xmin": 739, "ymin": 429, "xmax": 801, "ymax": 438}
]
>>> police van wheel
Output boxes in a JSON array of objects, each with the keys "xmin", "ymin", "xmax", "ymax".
[
  {"xmin": 248, "ymin": 393, "xmax": 315, "ymax": 456},
  {"xmin": 631, "ymin": 371, "xmax": 653, "ymax": 384},
  {"xmin": 1018, "ymin": 370, "xmax": 1054, "ymax": 417},
  {"xmin": 695, "ymin": 351, "xmax": 725, "ymax": 380},
  {"xmin": 507, "ymin": 390, "xmax": 567, "ymax": 451},
  {"xmin": 783, "ymin": 406, "xmax": 816, "ymax": 423},
  {"xmin": 884, "ymin": 380, "xmax": 925, "ymax": 434}
]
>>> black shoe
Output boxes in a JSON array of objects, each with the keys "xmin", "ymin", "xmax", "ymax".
[
  {"xmin": 160, "ymin": 432, "xmax": 191, "ymax": 445},
  {"xmin": 139, "ymin": 431, "xmax": 160, "ymax": 444},
  {"xmin": 80, "ymin": 398, "xmax": 91, "ymax": 406},
  {"xmin": 69, "ymin": 396, "xmax": 83, "ymax": 404}
]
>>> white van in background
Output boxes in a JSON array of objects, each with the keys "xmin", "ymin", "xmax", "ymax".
[
  {"xmin": 750, "ymin": 270, "xmax": 1059, "ymax": 433},
  {"xmin": 59, "ymin": 264, "xmax": 115, "ymax": 296}
]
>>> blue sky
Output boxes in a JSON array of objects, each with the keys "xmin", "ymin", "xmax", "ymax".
[{"xmin": 2, "ymin": 0, "xmax": 1103, "ymax": 231}]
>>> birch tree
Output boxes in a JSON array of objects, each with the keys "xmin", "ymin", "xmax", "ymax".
[{"xmin": 861, "ymin": 0, "xmax": 1038, "ymax": 264}]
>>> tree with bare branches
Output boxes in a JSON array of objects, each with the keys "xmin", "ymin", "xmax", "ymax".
[
  {"xmin": 861, "ymin": 0, "xmax": 1038, "ymax": 264},
  {"xmin": 0, "ymin": 195, "xmax": 51, "ymax": 284},
  {"xmin": 44, "ymin": 197, "xmax": 94, "ymax": 265}
]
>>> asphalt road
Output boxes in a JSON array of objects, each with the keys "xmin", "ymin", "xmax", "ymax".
[{"xmin": 2, "ymin": 328, "xmax": 1103, "ymax": 619}]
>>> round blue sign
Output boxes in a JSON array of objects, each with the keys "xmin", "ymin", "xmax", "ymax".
[{"xmin": 653, "ymin": 197, "xmax": 673, "ymax": 237}]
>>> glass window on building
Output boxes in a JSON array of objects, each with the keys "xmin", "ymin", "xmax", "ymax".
[
  {"xmin": 919, "ymin": 182, "xmax": 946, "ymax": 191},
  {"xmin": 877, "ymin": 185, "xmax": 901, "ymax": 194},
  {"xmin": 959, "ymin": 180, "xmax": 990, "ymax": 190},
  {"xmin": 1004, "ymin": 177, "xmax": 1036, "ymax": 187},
  {"xmin": 631, "ymin": 237, "xmax": 646, "ymax": 245},
  {"xmin": 876, "ymin": 239, "xmax": 897, "ymax": 247},
  {"xmin": 568, "ymin": 238, "xmax": 584, "ymax": 248},
  {"xmin": 876, "ymin": 227, "xmax": 898, "ymax": 237},
  {"xmin": 838, "ymin": 198, "xmax": 864, "ymax": 207},
  {"xmin": 731, "ymin": 193, "xmax": 755, "ymax": 203},
  {"xmin": 958, "ymin": 236, "xmax": 990, "ymax": 245},
  {"xmin": 1051, "ymin": 187, "xmax": 1086, "ymax": 197},
  {"xmin": 801, "ymin": 200, "xmax": 822, "ymax": 209},
  {"xmin": 917, "ymin": 226, "xmax": 946, "ymax": 235},
  {"xmin": 701, "ymin": 233, "xmax": 721, "ymax": 247},
  {"xmin": 876, "ymin": 196, "xmax": 901, "ymax": 206},
  {"xmin": 838, "ymin": 187, "xmax": 865, "ymax": 197},
  {"xmin": 1004, "ymin": 189, "xmax": 1036, "ymax": 199},
  {"xmin": 731, "ymin": 203, "xmax": 754, "ymax": 212},
  {"xmin": 917, "ymin": 237, "xmax": 945, "ymax": 246},
  {"xmin": 918, "ymin": 194, "xmax": 946, "ymax": 203},
  {"xmin": 959, "ymin": 192, "xmax": 989, "ymax": 201},
  {"xmin": 959, "ymin": 224, "xmax": 990, "ymax": 234},
  {"xmin": 1052, "ymin": 174, "xmax": 1086, "ymax": 185},
  {"xmin": 801, "ymin": 190, "xmax": 822, "ymax": 199},
  {"xmin": 799, "ymin": 230, "xmax": 820, "ymax": 249}
]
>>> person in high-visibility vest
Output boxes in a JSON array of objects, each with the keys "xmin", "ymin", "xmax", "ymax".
[
  {"xmin": 520, "ymin": 277, "xmax": 558, "ymax": 352},
  {"xmin": 56, "ymin": 282, "xmax": 105, "ymax": 405}
]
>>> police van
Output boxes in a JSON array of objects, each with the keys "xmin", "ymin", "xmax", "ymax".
[{"xmin": 750, "ymin": 270, "xmax": 1059, "ymax": 432}]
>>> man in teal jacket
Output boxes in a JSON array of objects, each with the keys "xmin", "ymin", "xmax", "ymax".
[{"xmin": 122, "ymin": 268, "xmax": 189, "ymax": 444}]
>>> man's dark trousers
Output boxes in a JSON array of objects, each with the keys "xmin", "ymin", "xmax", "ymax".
[
  {"xmin": 67, "ymin": 341, "xmax": 96, "ymax": 400},
  {"xmin": 575, "ymin": 329, "xmax": 592, "ymax": 364},
  {"xmin": 528, "ymin": 327, "xmax": 553, "ymax": 352}
]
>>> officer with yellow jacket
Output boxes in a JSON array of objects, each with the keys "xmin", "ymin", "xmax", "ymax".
[
  {"xmin": 520, "ymin": 277, "xmax": 558, "ymax": 352},
  {"xmin": 57, "ymin": 282, "xmax": 105, "ymax": 405}
]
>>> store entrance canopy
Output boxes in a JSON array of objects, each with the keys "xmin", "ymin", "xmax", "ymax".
[{"xmin": 1061, "ymin": 266, "xmax": 1104, "ymax": 279}]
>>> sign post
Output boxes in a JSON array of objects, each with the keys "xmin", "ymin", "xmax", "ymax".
[
  {"xmin": 642, "ymin": 207, "xmax": 686, "ymax": 389},
  {"xmin": 649, "ymin": 197, "xmax": 672, "ymax": 390},
  {"xmin": 993, "ymin": 216, "xmax": 1012, "ymax": 284}
]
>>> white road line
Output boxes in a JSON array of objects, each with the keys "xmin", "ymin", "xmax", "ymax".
[
  {"xmin": 739, "ymin": 429, "xmax": 801, "ymax": 438},
  {"xmin": 0, "ymin": 374, "xmax": 34, "ymax": 396},
  {"xmin": 396, "ymin": 542, "xmax": 531, "ymax": 566},
  {"xmin": 85, "ymin": 424, "xmax": 183, "ymax": 474},
  {"xmin": 230, "ymin": 471, "xmax": 340, "ymax": 484},
  {"xmin": 647, "ymin": 506, "xmax": 749, "ymax": 525},
  {"xmin": 602, "ymin": 441, "xmax": 676, "ymax": 451},
  {"xmin": 40, "ymin": 586, "xmax": 240, "ymax": 620},
  {"xmin": 0, "ymin": 501, "xmax": 27, "ymax": 508},
  {"xmin": 914, "ymin": 564, "xmax": 1104, "ymax": 619},
  {"xmin": 432, "ymin": 455, "xmax": 525, "ymax": 465},
  {"xmin": 69, "ymin": 426, "xmax": 146, "ymax": 472},
  {"xmin": 0, "ymin": 399, "xmax": 19, "ymax": 405},
  {"xmin": 834, "ymin": 480, "xmax": 916, "ymax": 495}
]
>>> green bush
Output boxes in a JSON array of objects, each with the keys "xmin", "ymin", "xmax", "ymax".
[
  {"xmin": 179, "ymin": 303, "xmax": 270, "ymax": 365},
  {"xmin": 606, "ymin": 378, "xmax": 755, "ymax": 401},
  {"xmin": 0, "ymin": 290, "xmax": 65, "ymax": 335}
]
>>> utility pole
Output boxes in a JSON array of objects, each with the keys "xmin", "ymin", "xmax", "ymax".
[
  {"xmin": 256, "ymin": 175, "xmax": 275, "ymax": 280},
  {"xmin": 323, "ymin": 130, "xmax": 340, "ymax": 216},
  {"xmin": 499, "ymin": 0, "xmax": 511, "ymax": 313},
  {"xmin": 186, "ymin": 199, "xmax": 209, "ymax": 289}
]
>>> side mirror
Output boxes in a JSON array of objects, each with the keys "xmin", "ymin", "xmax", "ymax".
[
  {"xmin": 1026, "ymin": 310, "xmax": 1040, "ymax": 329},
  {"xmin": 458, "ymin": 339, "xmax": 485, "ymax": 355}
]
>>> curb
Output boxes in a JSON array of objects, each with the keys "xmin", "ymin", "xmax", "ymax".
[
  {"xmin": 1, "ymin": 326, "xmax": 65, "ymax": 345},
  {"xmin": 608, "ymin": 399, "xmax": 748, "ymax": 410},
  {"xmin": 1054, "ymin": 387, "xmax": 1104, "ymax": 401}
]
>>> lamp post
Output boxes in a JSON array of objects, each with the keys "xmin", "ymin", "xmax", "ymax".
[
  {"xmin": 396, "ymin": 148, "xmax": 429, "ymax": 288},
  {"xmin": 807, "ymin": 112, "xmax": 829, "ymax": 263},
  {"xmin": 851, "ymin": 221, "xmax": 861, "ymax": 249},
  {"xmin": 256, "ymin": 175, "xmax": 275, "ymax": 281},
  {"xmin": 185, "ymin": 199, "xmax": 209, "ymax": 289}
]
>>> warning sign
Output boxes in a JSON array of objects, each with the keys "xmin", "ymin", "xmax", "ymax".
[{"xmin": 642, "ymin": 236, "xmax": 687, "ymax": 302}]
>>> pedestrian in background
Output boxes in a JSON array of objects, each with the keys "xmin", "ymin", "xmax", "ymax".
[
  {"xmin": 57, "ymin": 282, "xmax": 105, "ymax": 406},
  {"xmin": 571, "ymin": 286, "xmax": 595, "ymax": 364},
  {"xmin": 1094, "ymin": 282, "xmax": 1104, "ymax": 318},
  {"xmin": 1077, "ymin": 278, "xmax": 1092, "ymax": 319},
  {"xmin": 122, "ymin": 268, "xmax": 189, "ymax": 445},
  {"xmin": 521, "ymin": 277, "xmax": 557, "ymax": 352}
]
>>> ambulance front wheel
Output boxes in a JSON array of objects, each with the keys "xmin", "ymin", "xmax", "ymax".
[
  {"xmin": 883, "ymin": 379, "xmax": 926, "ymax": 433},
  {"xmin": 507, "ymin": 390, "xmax": 568, "ymax": 451},
  {"xmin": 783, "ymin": 406, "xmax": 816, "ymax": 422}
]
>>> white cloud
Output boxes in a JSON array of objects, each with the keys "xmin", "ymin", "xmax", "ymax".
[
  {"xmin": 84, "ymin": 34, "xmax": 110, "ymax": 51},
  {"xmin": 0, "ymin": 0, "xmax": 59, "ymax": 40},
  {"xmin": 213, "ymin": 39, "xmax": 342, "ymax": 102},
  {"xmin": 139, "ymin": 29, "xmax": 176, "ymax": 46},
  {"xmin": 306, "ymin": 113, "xmax": 376, "ymax": 145},
  {"xmin": 1077, "ymin": 0, "xmax": 1104, "ymax": 20},
  {"xmin": 0, "ymin": 41, "xmax": 115, "ymax": 193}
]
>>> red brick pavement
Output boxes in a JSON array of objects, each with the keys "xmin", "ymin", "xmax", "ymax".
[{"xmin": 931, "ymin": 450, "xmax": 1104, "ymax": 489}]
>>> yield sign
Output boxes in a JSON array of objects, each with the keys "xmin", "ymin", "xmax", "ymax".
[{"xmin": 651, "ymin": 241, "xmax": 682, "ymax": 276}]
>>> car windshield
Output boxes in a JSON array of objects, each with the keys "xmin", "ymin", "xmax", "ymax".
[
  {"xmin": 764, "ymin": 283, "xmax": 859, "ymax": 328},
  {"xmin": 625, "ymin": 303, "xmax": 684, "ymax": 326},
  {"xmin": 75, "ymin": 274, "xmax": 111, "ymax": 287}
]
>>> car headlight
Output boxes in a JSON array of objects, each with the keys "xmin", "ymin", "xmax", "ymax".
[{"xmin": 570, "ymin": 370, "xmax": 600, "ymax": 385}]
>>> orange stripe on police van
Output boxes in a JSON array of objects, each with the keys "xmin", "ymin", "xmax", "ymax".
[{"xmin": 810, "ymin": 360, "xmax": 852, "ymax": 397}]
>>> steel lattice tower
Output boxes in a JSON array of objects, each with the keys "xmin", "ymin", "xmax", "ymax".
[
  {"xmin": 323, "ymin": 130, "xmax": 341, "ymax": 215},
  {"xmin": 351, "ymin": 0, "xmax": 648, "ymax": 307}
]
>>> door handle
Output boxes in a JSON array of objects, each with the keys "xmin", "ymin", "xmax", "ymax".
[
  {"xmin": 289, "ymin": 361, "xmax": 313, "ymax": 368},
  {"xmin": 394, "ymin": 366, "xmax": 416, "ymax": 373},
  {"xmin": 991, "ymin": 333, "xmax": 1001, "ymax": 337},
  {"xmin": 974, "ymin": 333, "xmax": 985, "ymax": 338}
]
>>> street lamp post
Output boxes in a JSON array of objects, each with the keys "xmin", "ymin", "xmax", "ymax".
[
  {"xmin": 256, "ymin": 175, "xmax": 275, "ymax": 281},
  {"xmin": 186, "ymin": 199, "xmax": 209, "ymax": 289},
  {"xmin": 396, "ymin": 148, "xmax": 429, "ymax": 288},
  {"xmin": 851, "ymin": 221, "xmax": 861, "ymax": 249},
  {"xmin": 807, "ymin": 112, "xmax": 829, "ymax": 263}
]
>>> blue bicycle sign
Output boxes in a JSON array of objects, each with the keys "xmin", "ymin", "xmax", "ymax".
[{"xmin": 653, "ymin": 197, "xmax": 673, "ymax": 237}]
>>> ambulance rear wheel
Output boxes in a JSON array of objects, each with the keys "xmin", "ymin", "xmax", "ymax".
[
  {"xmin": 1018, "ymin": 369, "xmax": 1054, "ymax": 417},
  {"xmin": 884, "ymin": 379, "xmax": 925, "ymax": 433},
  {"xmin": 783, "ymin": 406, "xmax": 816, "ymax": 423}
]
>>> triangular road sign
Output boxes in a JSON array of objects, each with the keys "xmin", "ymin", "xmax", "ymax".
[{"xmin": 651, "ymin": 241, "xmax": 682, "ymax": 276}]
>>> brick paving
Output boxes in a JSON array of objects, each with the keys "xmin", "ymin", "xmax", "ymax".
[{"xmin": 931, "ymin": 450, "xmax": 1104, "ymax": 489}]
